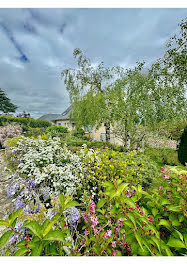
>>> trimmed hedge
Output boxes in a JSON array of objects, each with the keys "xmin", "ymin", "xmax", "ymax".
[{"xmin": 0, "ymin": 116, "xmax": 51, "ymax": 128}]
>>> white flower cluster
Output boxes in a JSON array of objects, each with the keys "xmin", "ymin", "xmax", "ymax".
[{"xmin": 8, "ymin": 136, "xmax": 83, "ymax": 196}]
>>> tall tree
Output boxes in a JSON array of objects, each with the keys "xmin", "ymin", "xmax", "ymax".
[
  {"xmin": 62, "ymin": 45, "xmax": 187, "ymax": 151},
  {"xmin": 0, "ymin": 88, "xmax": 17, "ymax": 113}
]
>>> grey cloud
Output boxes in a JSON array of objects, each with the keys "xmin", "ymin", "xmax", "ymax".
[{"xmin": 0, "ymin": 8, "xmax": 186, "ymax": 118}]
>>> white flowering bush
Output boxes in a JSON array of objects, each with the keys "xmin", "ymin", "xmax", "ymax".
[{"xmin": 5, "ymin": 136, "xmax": 83, "ymax": 200}]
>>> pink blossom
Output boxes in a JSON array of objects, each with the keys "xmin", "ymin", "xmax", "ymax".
[
  {"xmin": 167, "ymin": 182, "xmax": 171, "ymax": 185},
  {"xmin": 110, "ymin": 204, "xmax": 113, "ymax": 209},
  {"xmin": 104, "ymin": 214, "xmax": 109, "ymax": 218},
  {"xmin": 158, "ymin": 186, "xmax": 163, "ymax": 190},
  {"xmin": 162, "ymin": 175, "xmax": 170, "ymax": 179},
  {"xmin": 84, "ymin": 229, "xmax": 89, "ymax": 236},
  {"xmin": 103, "ymin": 229, "xmax": 112, "ymax": 238},
  {"xmin": 161, "ymin": 167, "xmax": 166, "ymax": 173},
  {"xmin": 125, "ymin": 190, "xmax": 132, "ymax": 198},
  {"xmin": 90, "ymin": 216, "xmax": 98, "ymax": 227},
  {"xmin": 90, "ymin": 200, "xmax": 96, "ymax": 214},
  {"xmin": 111, "ymin": 241, "xmax": 116, "ymax": 248},
  {"xmin": 131, "ymin": 189, "xmax": 135, "ymax": 195},
  {"xmin": 80, "ymin": 239, "xmax": 85, "ymax": 246},
  {"xmin": 82, "ymin": 212, "xmax": 89, "ymax": 223},
  {"xmin": 112, "ymin": 250, "xmax": 117, "ymax": 256}
]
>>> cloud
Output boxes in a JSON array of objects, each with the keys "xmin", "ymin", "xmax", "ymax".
[{"xmin": 0, "ymin": 8, "xmax": 186, "ymax": 118}]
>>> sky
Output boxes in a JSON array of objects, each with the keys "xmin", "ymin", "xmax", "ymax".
[{"xmin": 0, "ymin": 8, "xmax": 186, "ymax": 118}]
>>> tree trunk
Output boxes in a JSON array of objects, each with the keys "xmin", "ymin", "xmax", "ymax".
[{"xmin": 104, "ymin": 123, "xmax": 110, "ymax": 142}]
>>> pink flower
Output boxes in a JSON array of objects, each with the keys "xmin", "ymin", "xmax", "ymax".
[
  {"xmin": 90, "ymin": 200, "xmax": 96, "ymax": 214},
  {"xmin": 91, "ymin": 216, "xmax": 98, "ymax": 227},
  {"xmin": 104, "ymin": 214, "xmax": 109, "ymax": 218},
  {"xmin": 84, "ymin": 229, "xmax": 89, "ymax": 236},
  {"xmin": 125, "ymin": 190, "xmax": 132, "ymax": 198},
  {"xmin": 82, "ymin": 212, "xmax": 89, "ymax": 223},
  {"xmin": 162, "ymin": 175, "xmax": 170, "ymax": 179},
  {"xmin": 112, "ymin": 250, "xmax": 117, "ymax": 256},
  {"xmin": 110, "ymin": 204, "xmax": 112, "ymax": 209},
  {"xmin": 111, "ymin": 241, "xmax": 116, "ymax": 248},
  {"xmin": 158, "ymin": 186, "xmax": 163, "ymax": 190},
  {"xmin": 167, "ymin": 182, "xmax": 171, "ymax": 185},
  {"xmin": 161, "ymin": 167, "xmax": 166, "ymax": 173},
  {"xmin": 80, "ymin": 239, "xmax": 85, "ymax": 246},
  {"xmin": 103, "ymin": 229, "xmax": 112, "ymax": 238}
]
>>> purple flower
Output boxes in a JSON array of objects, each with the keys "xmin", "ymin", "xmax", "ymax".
[
  {"xmin": 43, "ymin": 189, "xmax": 50, "ymax": 200},
  {"xmin": 15, "ymin": 196, "xmax": 25, "ymax": 210},
  {"xmin": 9, "ymin": 234, "xmax": 19, "ymax": 244},
  {"xmin": 27, "ymin": 179, "xmax": 35, "ymax": 189},
  {"xmin": 68, "ymin": 207, "xmax": 80, "ymax": 228}
]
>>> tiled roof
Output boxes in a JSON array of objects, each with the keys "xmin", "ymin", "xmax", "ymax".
[
  {"xmin": 54, "ymin": 106, "xmax": 72, "ymax": 121},
  {"xmin": 39, "ymin": 114, "xmax": 60, "ymax": 122}
]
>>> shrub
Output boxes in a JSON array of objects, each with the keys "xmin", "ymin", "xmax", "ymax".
[
  {"xmin": 24, "ymin": 127, "xmax": 46, "ymax": 138},
  {"xmin": 145, "ymin": 147, "xmax": 180, "ymax": 166},
  {"xmin": 5, "ymin": 137, "xmax": 83, "ymax": 198},
  {"xmin": 77, "ymin": 146, "xmax": 151, "ymax": 199},
  {"xmin": 29, "ymin": 118, "xmax": 51, "ymax": 128},
  {"xmin": 0, "ymin": 116, "xmax": 51, "ymax": 129},
  {"xmin": 46, "ymin": 125, "xmax": 68, "ymax": 138},
  {"xmin": 71, "ymin": 128, "xmax": 85, "ymax": 139},
  {"xmin": 0, "ymin": 124, "xmax": 22, "ymax": 147},
  {"xmin": 178, "ymin": 127, "xmax": 187, "ymax": 165}
]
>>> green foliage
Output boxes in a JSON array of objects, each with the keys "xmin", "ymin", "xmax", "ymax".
[
  {"xmin": 77, "ymin": 167, "xmax": 187, "ymax": 256},
  {"xmin": 145, "ymin": 147, "xmax": 180, "ymax": 166},
  {"xmin": 24, "ymin": 127, "xmax": 46, "ymax": 137},
  {"xmin": 178, "ymin": 127, "xmax": 187, "ymax": 165},
  {"xmin": 71, "ymin": 128, "xmax": 85, "ymax": 139},
  {"xmin": 0, "ymin": 116, "xmax": 51, "ymax": 128},
  {"xmin": 0, "ymin": 195, "xmax": 76, "ymax": 256},
  {"xmin": 46, "ymin": 125, "xmax": 69, "ymax": 138},
  {"xmin": 0, "ymin": 88, "xmax": 17, "ymax": 113}
]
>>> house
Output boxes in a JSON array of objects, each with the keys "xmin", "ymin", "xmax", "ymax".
[{"xmin": 40, "ymin": 106, "xmax": 123, "ymax": 145}]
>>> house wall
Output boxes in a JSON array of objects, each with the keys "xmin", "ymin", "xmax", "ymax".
[
  {"xmin": 54, "ymin": 119, "xmax": 75, "ymax": 131},
  {"xmin": 54, "ymin": 119, "xmax": 124, "ymax": 146}
]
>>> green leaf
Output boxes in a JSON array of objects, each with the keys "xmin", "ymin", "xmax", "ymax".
[
  {"xmin": 65, "ymin": 201, "xmax": 79, "ymax": 209},
  {"xmin": 5, "ymin": 247, "xmax": 10, "ymax": 256},
  {"xmin": 8, "ymin": 208, "xmax": 23, "ymax": 225},
  {"xmin": 117, "ymin": 182, "xmax": 128, "ymax": 194},
  {"xmin": 43, "ymin": 213, "xmax": 60, "ymax": 236},
  {"xmin": 43, "ymin": 230, "xmax": 65, "ymax": 242},
  {"xmin": 31, "ymin": 243, "xmax": 43, "ymax": 256},
  {"xmin": 96, "ymin": 198, "xmax": 107, "ymax": 209},
  {"xmin": 166, "ymin": 205, "xmax": 181, "ymax": 212},
  {"xmin": 0, "ymin": 230, "xmax": 12, "ymax": 247},
  {"xmin": 42, "ymin": 219, "xmax": 50, "ymax": 232},
  {"xmin": 135, "ymin": 231, "xmax": 144, "ymax": 251},
  {"xmin": 158, "ymin": 219, "xmax": 171, "ymax": 229},
  {"xmin": 167, "ymin": 237, "xmax": 186, "ymax": 248},
  {"xmin": 25, "ymin": 221, "xmax": 42, "ymax": 239},
  {"xmin": 152, "ymin": 208, "xmax": 158, "ymax": 217},
  {"xmin": 59, "ymin": 193, "xmax": 65, "ymax": 211},
  {"xmin": 151, "ymin": 237, "xmax": 161, "ymax": 252},
  {"xmin": 160, "ymin": 198, "xmax": 171, "ymax": 206},
  {"xmin": 124, "ymin": 197, "xmax": 136, "ymax": 208},
  {"xmin": 16, "ymin": 240, "xmax": 27, "ymax": 248},
  {"xmin": 14, "ymin": 248, "xmax": 28, "ymax": 256},
  {"xmin": 103, "ymin": 181, "xmax": 114, "ymax": 190},
  {"xmin": 169, "ymin": 215, "xmax": 180, "ymax": 227},
  {"xmin": 174, "ymin": 230, "xmax": 183, "ymax": 241},
  {"xmin": 0, "ymin": 220, "xmax": 9, "ymax": 226}
]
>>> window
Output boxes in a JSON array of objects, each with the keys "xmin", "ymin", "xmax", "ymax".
[{"xmin": 100, "ymin": 133, "xmax": 106, "ymax": 142}]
